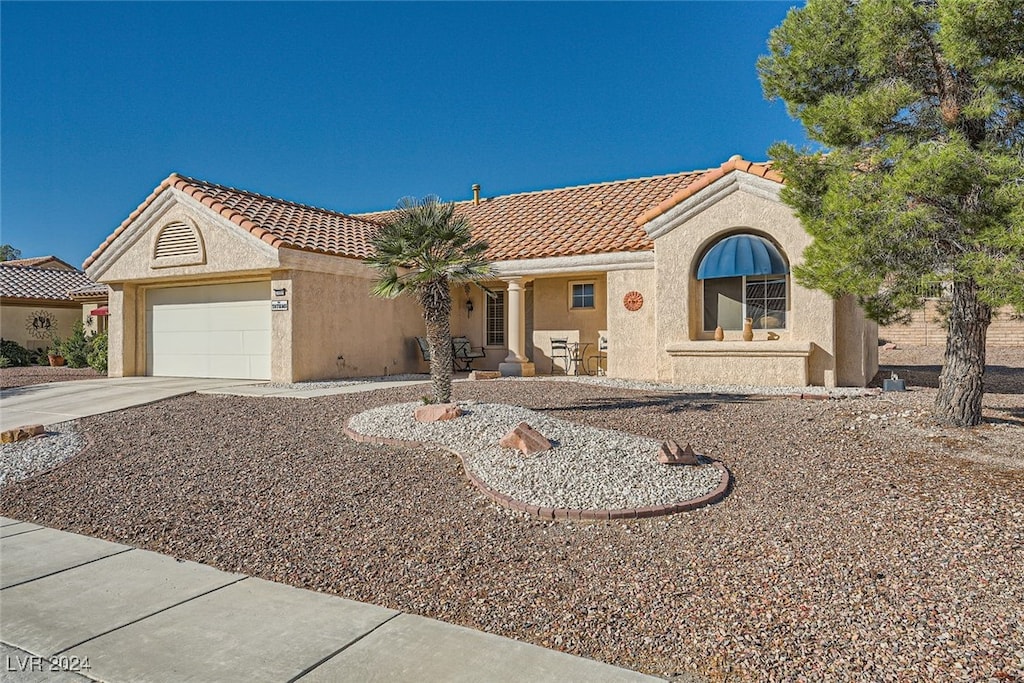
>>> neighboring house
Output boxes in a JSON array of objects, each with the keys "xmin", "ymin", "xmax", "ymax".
[
  {"xmin": 83, "ymin": 156, "xmax": 878, "ymax": 386},
  {"xmin": 0, "ymin": 258, "xmax": 109, "ymax": 349}
]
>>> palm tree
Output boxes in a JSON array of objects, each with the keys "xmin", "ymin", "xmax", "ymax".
[{"xmin": 367, "ymin": 196, "xmax": 491, "ymax": 403}]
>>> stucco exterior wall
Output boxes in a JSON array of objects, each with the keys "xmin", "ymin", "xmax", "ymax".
[
  {"xmin": 106, "ymin": 285, "xmax": 136, "ymax": 377},
  {"xmin": 606, "ymin": 269, "xmax": 657, "ymax": 380},
  {"xmin": 834, "ymin": 295, "xmax": 880, "ymax": 386},
  {"xmin": 648, "ymin": 183, "xmax": 850, "ymax": 387},
  {"xmin": 286, "ymin": 269, "xmax": 423, "ymax": 381},
  {"xmin": 0, "ymin": 302, "xmax": 81, "ymax": 350},
  {"xmin": 529, "ymin": 275, "xmax": 607, "ymax": 374}
]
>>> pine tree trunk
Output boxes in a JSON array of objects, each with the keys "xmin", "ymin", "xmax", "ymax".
[
  {"xmin": 934, "ymin": 278, "xmax": 990, "ymax": 427},
  {"xmin": 420, "ymin": 280, "xmax": 454, "ymax": 404}
]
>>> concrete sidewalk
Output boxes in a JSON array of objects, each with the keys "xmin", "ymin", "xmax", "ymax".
[{"xmin": 0, "ymin": 518, "xmax": 661, "ymax": 682}]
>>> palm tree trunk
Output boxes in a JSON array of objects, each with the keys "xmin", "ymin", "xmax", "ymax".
[
  {"xmin": 419, "ymin": 280, "xmax": 454, "ymax": 403},
  {"xmin": 935, "ymin": 278, "xmax": 990, "ymax": 427}
]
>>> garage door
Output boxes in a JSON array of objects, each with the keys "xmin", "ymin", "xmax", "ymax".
[{"xmin": 146, "ymin": 282, "xmax": 271, "ymax": 379}]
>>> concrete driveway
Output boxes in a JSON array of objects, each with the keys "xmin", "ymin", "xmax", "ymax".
[{"xmin": 0, "ymin": 377, "xmax": 256, "ymax": 431}]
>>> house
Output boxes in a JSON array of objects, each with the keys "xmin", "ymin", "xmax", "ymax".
[
  {"xmin": 83, "ymin": 156, "xmax": 878, "ymax": 386},
  {"xmin": 0, "ymin": 257, "xmax": 109, "ymax": 350}
]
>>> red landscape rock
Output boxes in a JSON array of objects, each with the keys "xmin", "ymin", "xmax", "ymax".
[
  {"xmin": 1, "ymin": 424, "xmax": 45, "ymax": 444},
  {"xmin": 657, "ymin": 440, "xmax": 700, "ymax": 465},
  {"xmin": 499, "ymin": 422, "xmax": 552, "ymax": 455},
  {"xmin": 413, "ymin": 403, "xmax": 463, "ymax": 423}
]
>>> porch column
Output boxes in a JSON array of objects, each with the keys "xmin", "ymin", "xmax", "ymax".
[{"xmin": 499, "ymin": 277, "xmax": 535, "ymax": 377}]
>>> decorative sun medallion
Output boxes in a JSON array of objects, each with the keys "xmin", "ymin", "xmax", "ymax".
[
  {"xmin": 623, "ymin": 291, "xmax": 644, "ymax": 312},
  {"xmin": 25, "ymin": 310, "xmax": 57, "ymax": 340}
]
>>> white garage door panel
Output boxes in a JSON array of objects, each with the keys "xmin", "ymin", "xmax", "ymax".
[{"xmin": 147, "ymin": 282, "xmax": 271, "ymax": 380}]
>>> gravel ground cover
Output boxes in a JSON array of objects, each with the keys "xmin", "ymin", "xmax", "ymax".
[
  {"xmin": 0, "ymin": 422, "xmax": 84, "ymax": 486},
  {"xmin": 0, "ymin": 366, "xmax": 101, "ymax": 390},
  {"xmin": 348, "ymin": 401, "xmax": 723, "ymax": 510},
  {"xmin": 1, "ymin": 346, "xmax": 1022, "ymax": 681}
]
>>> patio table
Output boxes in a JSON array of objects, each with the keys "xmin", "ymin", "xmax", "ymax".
[{"xmin": 567, "ymin": 341, "xmax": 592, "ymax": 376}]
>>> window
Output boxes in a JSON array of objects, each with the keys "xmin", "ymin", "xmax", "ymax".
[
  {"xmin": 570, "ymin": 282, "xmax": 595, "ymax": 309},
  {"xmin": 696, "ymin": 233, "xmax": 789, "ymax": 332},
  {"xmin": 703, "ymin": 275, "xmax": 787, "ymax": 330},
  {"xmin": 486, "ymin": 290, "xmax": 505, "ymax": 346}
]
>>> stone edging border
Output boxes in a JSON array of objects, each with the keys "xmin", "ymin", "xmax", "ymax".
[{"xmin": 343, "ymin": 421, "xmax": 732, "ymax": 521}]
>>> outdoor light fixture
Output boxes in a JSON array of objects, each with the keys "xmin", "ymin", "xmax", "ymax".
[
  {"xmin": 466, "ymin": 298, "xmax": 474, "ymax": 313},
  {"xmin": 273, "ymin": 287, "xmax": 287, "ymax": 297}
]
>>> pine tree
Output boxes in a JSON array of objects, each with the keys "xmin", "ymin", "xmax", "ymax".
[{"xmin": 759, "ymin": 0, "xmax": 1024, "ymax": 426}]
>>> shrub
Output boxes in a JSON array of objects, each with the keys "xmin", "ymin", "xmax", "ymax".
[
  {"xmin": 87, "ymin": 331, "xmax": 108, "ymax": 374},
  {"xmin": 0, "ymin": 339, "xmax": 32, "ymax": 366},
  {"xmin": 58, "ymin": 322, "xmax": 91, "ymax": 368},
  {"xmin": 0, "ymin": 355, "xmax": 11, "ymax": 368}
]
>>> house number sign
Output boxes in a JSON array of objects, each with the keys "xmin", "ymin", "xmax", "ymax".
[
  {"xmin": 271, "ymin": 300, "xmax": 289, "ymax": 311},
  {"xmin": 623, "ymin": 291, "xmax": 643, "ymax": 312}
]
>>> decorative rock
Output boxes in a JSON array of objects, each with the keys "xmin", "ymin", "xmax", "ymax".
[
  {"xmin": 414, "ymin": 403, "xmax": 463, "ymax": 423},
  {"xmin": 882, "ymin": 342, "xmax": 899, "ymax": 350},
  {"xmin": 469, "ymin": 371, "xmax": 501, "ymax": 381},
  {"xmin": 499, "ymin": 422, "xmax": 552, "ymax": 455},
  {"xmin": 1, "ymin": 424, "xmax": 46, "ymax": 444},
  {"xmin": 658, "ymin": 440, "xmax": 700, "ymax": 465}
]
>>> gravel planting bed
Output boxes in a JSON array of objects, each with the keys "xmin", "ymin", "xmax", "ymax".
[
  {"xmin": 1, "ymin": 346, "xmax": 1022, "ymax": 681},
  {"xmin": 0, "ymin": 366, "xmax": 101, "ymax": 390},
  {"xmin": 348, "ymin": 401, "xmax": 723, "ymax": 510},
  {"xmin": 0, "ymin": 422, "xmax": 84, "ymax": 486}
]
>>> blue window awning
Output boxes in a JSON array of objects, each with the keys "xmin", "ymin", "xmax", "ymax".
[{"xmin": 696, "ymin": 234, "xmax": 788, "ymax": 280}]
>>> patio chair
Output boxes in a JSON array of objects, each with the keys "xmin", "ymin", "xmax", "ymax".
[
  {"xmin": 451, "ymin": 336, "xmax": 485, "ymax": 372},
  {"xmin": 550, "ymin": 337, "xmax": 569, "ymax": 375},
  {"xmin": 587, "ymin": 335, "xmax": 608, "ymax": 376},
  {"xmin": 415, "ymin": 336, "xmax": 431, "ymax": 362}
]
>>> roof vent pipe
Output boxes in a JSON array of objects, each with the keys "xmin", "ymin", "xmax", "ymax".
[{"xmin": 472, "ymin": 184, "xmax": 481, "ymax": 206}]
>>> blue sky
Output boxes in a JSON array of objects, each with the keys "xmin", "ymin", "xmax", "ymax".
[{"xmin": 1, "ymin": 1, "xmax": 809, "ymax": 268}]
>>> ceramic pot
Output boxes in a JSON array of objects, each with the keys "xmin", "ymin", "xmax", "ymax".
[
  {"xmin": 742, "ymin": 318, "xmax": 754, "ymax": 342},
  {"xmin": 48, "ymin": 354, "xmax": 65, "ymax": 367},
  {"xmin": 714, "ymin": 326, "xmax": 724, "ymax": 342}
]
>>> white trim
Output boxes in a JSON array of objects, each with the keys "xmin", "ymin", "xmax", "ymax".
[
  {"xmin": 643, "ymin": 173, "xmax": 783, "ymax": 241},
  {"xmin": 491, "ymin": 250, "xmax": 654, "ymax": 277}
]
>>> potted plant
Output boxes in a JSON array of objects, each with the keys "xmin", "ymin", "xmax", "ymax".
[{"xmin": 47, "ymin": 337, "xmax": 65, "ymax": 367}]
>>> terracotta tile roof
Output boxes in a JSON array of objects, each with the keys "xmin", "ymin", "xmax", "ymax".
[
  {"xmin": 357, "ymin": 172, "xmax": 706, "ymax": 260},
  {"xmin": 84, "ymin": 174, "xmax": 384, "ymax": 269},
  {"xmin": 84, "ymin": 156, "xmax": 784, "ymax": 270},
  {"xmin": 0, "ymin": 264, "xmax": 102, "ymax": 302},
  {"xmin": 67, "ymin": 283, "xmax": 110, "ymax": 300},
  {"xmin": 2, "ymin": 255, "xmax": 77, "ymax": 270},
  {"xmin": 452, "ymin": 171, "xmax": 704, "ymax": 260},
  {"xmin": 635, "ymin": 156, "xmax": 782, "ymax": 226},
  {"xmin": 359, "ymin": 157, "xmax": 782, "ymax": 261}
]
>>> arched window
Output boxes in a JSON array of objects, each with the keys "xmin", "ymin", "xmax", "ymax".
[{"xmin": 697, "ymin": 234, "xmax": 789, "ymax": 331}]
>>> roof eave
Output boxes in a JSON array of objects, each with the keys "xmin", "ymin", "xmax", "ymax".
[{"xmin": 635, "ymin": 157, "xmax": 783, "ymax": 228}]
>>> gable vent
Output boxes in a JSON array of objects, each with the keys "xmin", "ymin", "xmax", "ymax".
[
  {"xmin": 154, "ymin": 222, "xmax": 201, "ymax": 259},
  {"xmin": 151, "ymin": 220, "xmax": 206, "ymax": 268}
]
